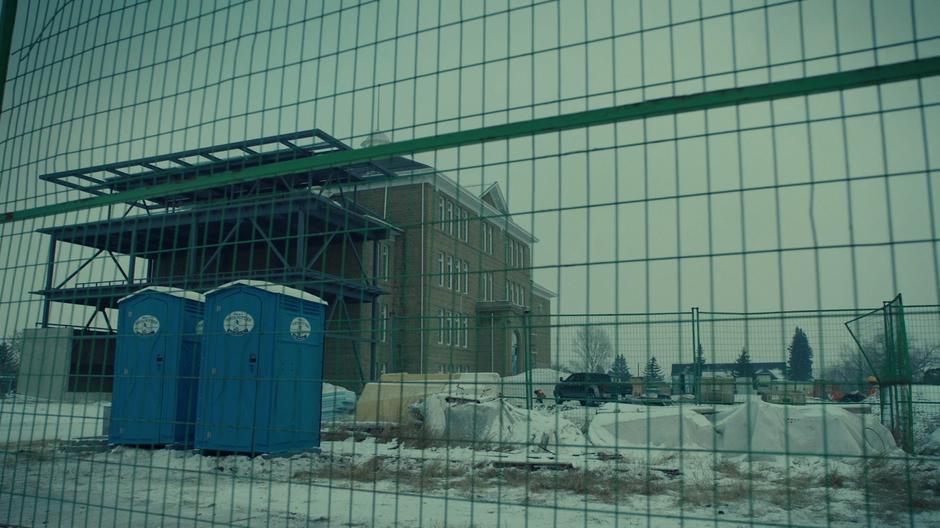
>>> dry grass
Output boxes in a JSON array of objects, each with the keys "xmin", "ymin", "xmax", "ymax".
[{"xmin": 861, "ymin": 456, "xmax": 940, "ymax": 520}]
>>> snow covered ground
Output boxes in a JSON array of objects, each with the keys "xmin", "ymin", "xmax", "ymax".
[{"xmin": 2, "ymin": 393, "xmax": 939, "ymax": 527}]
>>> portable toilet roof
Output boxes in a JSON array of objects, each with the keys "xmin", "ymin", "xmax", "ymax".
[
  {"xmin": 118, "ymin": 286, "xmax": 207, "ymax": 304},
  {"xmin": 205, "ymin": 280, "xmax": 327, "ymax": 305}
]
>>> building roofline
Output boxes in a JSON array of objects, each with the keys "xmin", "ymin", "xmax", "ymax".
[
  {"xmin": 340, "ymin": 168, "xmax": 539, "ymax": 244},
  {"xmin": 531, "ymin": 282, "xmax": 556, "ymax": 299}
]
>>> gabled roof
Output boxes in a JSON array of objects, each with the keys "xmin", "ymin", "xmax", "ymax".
[
  {"xmin": 337, "ymin": 168, "xmax": 538, "ymax": 244},
  {"xmin": 480, "ymin": 183, "xmax": 508, "ymax": 214}
]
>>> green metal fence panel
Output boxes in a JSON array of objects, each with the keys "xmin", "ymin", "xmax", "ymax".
[{"xmin": 2, "ymin": 1, "xmax": 940, "ymax": 527}]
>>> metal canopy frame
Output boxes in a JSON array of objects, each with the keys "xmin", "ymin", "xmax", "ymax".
[{"xmin": 37, "ymin": 129, "xmax": 399, "ymax": 208}]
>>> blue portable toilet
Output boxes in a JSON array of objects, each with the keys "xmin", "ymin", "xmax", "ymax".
[
  {"xmin": 110, "ymin": 287, "xmax": 205, "ymax": 446},
  {"xmin": 196, "ymin": 280, "xmax": 327, "ymax": 454}
]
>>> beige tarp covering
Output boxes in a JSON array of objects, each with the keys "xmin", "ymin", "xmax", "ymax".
[{"xmin": 355, "ymin": 372, "xmax": 501, "ymax": 423}]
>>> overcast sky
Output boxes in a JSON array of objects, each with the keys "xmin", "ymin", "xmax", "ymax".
[{"xmin": 1, "ymin": 0, "xmax": 938, "ymax": 365}]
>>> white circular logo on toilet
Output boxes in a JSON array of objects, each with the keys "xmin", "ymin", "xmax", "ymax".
[
  {"xmin": 223, "ymin": 311, "xmax": 254, "ymax": 336},
  {"xmin": 195, "ymin": 320, "xmax": 204, "ymax": 335},
  {"xmin": 133, "ymin": 315, "xmax": 160, "ymax": 336},
  {"xmin": 290, "ymin": 317, "xmax": 311, "ymax": 341}
]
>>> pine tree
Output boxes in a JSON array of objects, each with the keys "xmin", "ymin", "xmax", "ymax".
[
  {"xmin": 0, "ymin": 341, "xmax": 18, "ymax": 374},
  {"xmin": 644, "ymin": 356, "xmax": 664, "ymax": 383},
  {"xmin": 732, "ymin": 348, "xmax": 754, "ymax": 379},
  {"xmin": 788, "ymin": 327, "xmax": 814, "ymax": 381},
  {"xmin": 609, "ymin": 354, "xmax": 631, "ymax": 382}
]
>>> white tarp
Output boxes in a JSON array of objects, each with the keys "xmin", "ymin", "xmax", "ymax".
[
  {"xmin": 588, "ymin": 403, "xmax": 717, "ymax": 451},
  {"xmin": 414, "ymin": 392, "xmax": 585, "ymax": 448},
  {"xmin": 715, "ymin": 398, "xmax": 897, "ymax": 457},
  {"xmin": 356, "ymin": 372, "xmax": 501, "ymax": 424}
]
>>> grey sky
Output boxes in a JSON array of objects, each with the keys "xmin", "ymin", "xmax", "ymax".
[{"xmin": 1, "ymin": 0, "xmax": 939, "ymax": 364}]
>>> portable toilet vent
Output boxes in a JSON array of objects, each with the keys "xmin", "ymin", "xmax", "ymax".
[
  {"xmin": 110, "ymin": 287, "xmax": 205, "ymax": 447},
  {"xmin": 195, "ymin": 280, "xmax": 327, "ymax": 454}
]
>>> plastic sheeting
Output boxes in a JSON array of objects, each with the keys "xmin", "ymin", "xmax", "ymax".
[
  {"xmin": 355, "ymin": 372, "xmax": 500, "ymax": 424},
  {"xmin": 588, "ymin": 403, "xmax": 717, "ymax": 451},
  {"xmin": 321, "ymin": 383, "xmax": 356, "ymax": 423},
  {"xmin": 414, "ymin": 392, "xmax": 585, "ymax": 448},
  {"xmin": 715, "ymin": 398, "xmax": 896, "ymax": 457}
]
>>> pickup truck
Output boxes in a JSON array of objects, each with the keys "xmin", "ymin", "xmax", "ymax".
[{"xmin": 553, "ymin": 373, "xmax": 627, "ymax": 406}]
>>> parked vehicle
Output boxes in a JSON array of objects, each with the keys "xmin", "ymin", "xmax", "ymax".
[{"xmin": 554, "ymin": 373, "xmax": 624, "ymax": 406}]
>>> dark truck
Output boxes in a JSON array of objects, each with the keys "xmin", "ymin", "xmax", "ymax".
[{"xmin": 553, "ymin": 373, "xmax": 630, "ymax": 406}]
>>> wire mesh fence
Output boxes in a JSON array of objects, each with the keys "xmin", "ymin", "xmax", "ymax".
[{"xmin": 2, "ymin": 0, "xmax": 940, "ymax": 526}]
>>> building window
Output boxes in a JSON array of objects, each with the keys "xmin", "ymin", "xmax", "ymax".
[
  {"xmin": 462, "ymin": 209, "xmax": 469, "ymax": 241},
  {"xmin": 447, "ymin": 255, "xmax": 453, "ymax": 289},
  {"xmin": 508, "ymin": 239, "xmax": 515, "ymax": 267},
  {"xmin": 455, "ymin": 258, "xmax": 462, "ymax": 292},
  {"xmin": 446, "ymin": 201, "xmax": 454, "ymax": 236},
  {"xmin": 462, "ymin": 259, "xmax": 468, "ymax": 292},
  {"xmin": 438, "ymin": 253, "xmax": 444, "ymax": 287},
  {"xmin": 505, "ymin": 280, "xmax": 511, "ymax": 302},
  {"xmin": 445, "ymin": 312, "xmax": 452, "ymax": 345},
  {"xmin": 438, "ymin": 308, "xmax": 444, "ymax": 343},
  {"xmin": 482, "ymin": 223, "xmax": 493, "ymax": 255},
  {"xmin": 381, "ymin": 244, "xmax": 390, "ymax": 279},
  {"xmin": 439, "ymin": 194, "xmax": 446, "ymax": 231},
  {"xmin": 462, "ymin": 316, "xmax": 469, "ymax": 348},
  {"xmin": 380, "ymin": 304, "xmax": 388, "ymax": 342}
]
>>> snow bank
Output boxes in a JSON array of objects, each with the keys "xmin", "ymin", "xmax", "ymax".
[
  {"xmin": 500, "ymin": 368, "xmax": 566, "ymax": 401},
  {"xmin": 0, "ymin": 397, "xmax": 106, "ymax": 443},
  {"xmin": 414, "ymin": 392, "xmax": 585, "ymax": 447},
  {"xmin": 588, "ymin": 403, "xmax": 717, "ymax": 451},
  {"xmin": 716, "ymin": 398, "xmax": 896, "ymax": 457},
  {"xmin": 321, "ymin": 383, "xmax": 356, "ymax": 423}
]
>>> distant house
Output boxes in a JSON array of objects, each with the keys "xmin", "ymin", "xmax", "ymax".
[{"xmin": 671, "ymin": 361, "xmax": 787, "ymax": 395}]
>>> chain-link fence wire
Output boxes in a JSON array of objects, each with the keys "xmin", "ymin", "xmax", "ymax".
[{"xmin": 2, "ymin": 0, "xmax": 940, "ymax": 526}]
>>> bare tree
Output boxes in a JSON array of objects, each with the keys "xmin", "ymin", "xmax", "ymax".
[
  {"xmin": 823, "ymin": 337, "xmax": 939, "ymax": 387},
  {"xmin": 569, "ymin": 326, "xmax": 613, "ymax": 373}
]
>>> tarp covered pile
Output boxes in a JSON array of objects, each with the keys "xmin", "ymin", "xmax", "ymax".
[
  {"xmin": 588, "ymin": 403, "xmax": 717, "ymax": 451},
  {"xmin": 715, "ymin": 397, "xmax": 896, "ymax": 457},
  {"xmin": 413, "ymin": 390, "xmax": 585, "ymax": 448}
]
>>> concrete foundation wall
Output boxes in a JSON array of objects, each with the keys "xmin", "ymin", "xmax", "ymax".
[{"xmin": 16, "ymin": 328, "xmax": 111, "ymax": 402}]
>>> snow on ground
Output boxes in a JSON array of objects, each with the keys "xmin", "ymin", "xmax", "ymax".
[
  {"xmin": 0, "ymin": 395, "xmax": 106, "ymax": 443},
  {"xmin": 2, "ymin": 393, "xmax": 940, "ymax": 527}
]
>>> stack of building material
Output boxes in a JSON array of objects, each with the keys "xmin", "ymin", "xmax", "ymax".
[
  {"xmin": 321, "ymin": 383, "xmax": 356, "ymax": 423},
  {"xmin": 355, "ymin": 372, "xmax": 500, "ymax": 424}
]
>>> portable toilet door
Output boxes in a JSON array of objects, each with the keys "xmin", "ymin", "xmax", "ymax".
[
  {"xmin": 110, "ymin": 287, "xmax": 205, "ymax": 446},
  {"xmin": 196, "ymin": 285, "xmax": 267, "ymax": 452},
  {"xmin": 196, "ymin": 280, "xmax": 327, "ymax": 454}
]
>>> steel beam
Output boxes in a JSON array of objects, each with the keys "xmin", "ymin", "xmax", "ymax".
[
  {"xmin": 4, "ymin": 57, "xmax": 940, "ymax": 224},
  {"xmin": 0, "ymin": 0, "xmax": 17, "ymax": 116}
]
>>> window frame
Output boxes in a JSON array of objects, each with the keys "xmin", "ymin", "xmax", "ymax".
[
  {"xmin": 380, "ymin": 303, "xmax": 388, "ymax": 343},
  {"xmin": 447, "ymin": 255, "xmax": 453, "ymax": 289},
  {"xmin": 438, "ymin": 252, "xmax": 444, "ymax": 287},
  {"xmin": 438, "ymin": 308, "xmax": 444, "ymax": 343}
]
